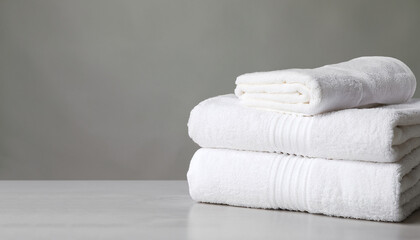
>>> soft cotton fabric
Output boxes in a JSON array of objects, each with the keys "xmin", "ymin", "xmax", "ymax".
[
  {"xmin": 187, "ymin": 148, "xmax": 420, "ymax": 222},
  {"xmin": 188, "ymin": 94, "xmax": 420, "ymax": 163},
  {"xmin": 235, "ymin": 56, "xmax": 416, "ymax": 115}
]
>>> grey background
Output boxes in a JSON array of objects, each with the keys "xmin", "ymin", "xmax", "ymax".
[{"xmin": 0, "ymin": 0, "xmax": 419, "ymax": 179}]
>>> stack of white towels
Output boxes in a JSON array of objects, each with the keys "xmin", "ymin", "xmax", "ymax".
[{"xmin": 187, "ymin": 56, "xmax": 420, "ymax": 222}]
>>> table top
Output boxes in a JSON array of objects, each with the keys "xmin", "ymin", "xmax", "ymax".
[{"xmin": 0, "ymin": 181, "xmax": 419, "ymax": 240}]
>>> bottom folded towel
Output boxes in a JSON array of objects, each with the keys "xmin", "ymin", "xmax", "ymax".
[{"xmin": 187, "ymin": 148, "xmax": 420, "ymax": 222}]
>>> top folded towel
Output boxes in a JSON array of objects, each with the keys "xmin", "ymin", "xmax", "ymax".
[{"xmin": 235, "ymin": 56, "xmax": 416, "ymax": 115}]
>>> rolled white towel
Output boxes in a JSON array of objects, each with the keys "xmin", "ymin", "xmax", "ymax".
[
  {"xmin": 188, "ymin": 95, "xmax": 420, "ymax": 163},
  {"xmin": 235, "ymin": 56, "xmax": 416, "ymax": 115},
  {"xmin": 187, "ymin": 148, "xmax": 420, "ymax": 222}
]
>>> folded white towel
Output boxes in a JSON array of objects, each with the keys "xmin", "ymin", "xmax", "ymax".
[
  {"xmin": 188, "ymin": 95, "xmax": 420, "ymax": 163},
  {"xmin": 235, "ymin": 56, "xmax": 416, "ymax": 115},
  {"xmin": 187, "ymin": 148, "xmax": 420, "ymax": 222}
]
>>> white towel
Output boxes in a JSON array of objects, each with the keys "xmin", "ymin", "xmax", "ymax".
[
  {"xmin": 235, "ymin": 56, "xmax": 416, "ymax": 115},
  {"xmin": 187, "ymin": 148, "xmax": 420, "ymax": 222},
  {"xmin": 188, "ymin": 95, "xmax": 420, "ymax": 163}
]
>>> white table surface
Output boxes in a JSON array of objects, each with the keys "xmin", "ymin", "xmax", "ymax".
[{"xmin": 0, "ymin": 181, "xmax": 419, "ymax": 240}]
